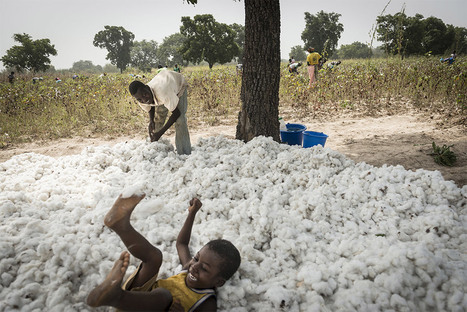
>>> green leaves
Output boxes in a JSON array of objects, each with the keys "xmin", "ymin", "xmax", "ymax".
[
  {"xmin": 301, "ymin": 11, "xmax": 344, "ymax": 57},
  {"xmin": 179, "ymin": 15, "xmax": 240, "ymax": 69},
  {"xmin": 93, "ymin": 26, "xmax": 135, "ymax": 73},
  {"xmin": 431, "ymin": 142, "xmax": 457, "ymax": 166},
  {"xmin": 376, "ymin": 13, "xmax": 465, "ymax": 56},
  {"xmin": 1, "ymin": 33, "xmax": 57, "ymax": 72},
  {"xmin": 130, "ymin": 40, "xmax": 159, "ymax": 72},
  {"xmin": 336, "ymin": 42, "xmax": 372, "ymax": 59}
]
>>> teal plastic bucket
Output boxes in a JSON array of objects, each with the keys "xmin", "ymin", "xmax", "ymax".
[
  {"xmin": 280, "ymin": 123, "xmax": 307, "ymax": 146},
  {"xmin": 303, "ymin": 131, "xmax": 328, "ymax": 148}
]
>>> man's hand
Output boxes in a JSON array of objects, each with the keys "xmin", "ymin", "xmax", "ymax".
[
  {"xmin": 150, "ymin": 131, "xmax": 162, "ymax": 142},
  {"xmin": 189, "ymin": 198, "xmax": 202, "ymax": 214},
  {"xmin": 148, "ymin": 122, "xmax": 155, "ymax": 138}
]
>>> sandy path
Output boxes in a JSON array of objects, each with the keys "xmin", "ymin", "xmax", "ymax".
[{"xmin": 1, "ymin": 115, "xmax": 465, "ymax": 187}]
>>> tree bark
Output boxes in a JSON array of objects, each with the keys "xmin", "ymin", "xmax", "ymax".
[{"xmin": 236, "ymin": 0, "xmax": 281, "ymax": 142}]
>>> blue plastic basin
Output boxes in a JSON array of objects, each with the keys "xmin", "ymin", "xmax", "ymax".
[
  {"xmin": 280, "ymin": 123, "xmax": 307, "ymax": 146},
  {"xmin": 303, "ymin": 131, "xmax": 328, "ymax": 148}
]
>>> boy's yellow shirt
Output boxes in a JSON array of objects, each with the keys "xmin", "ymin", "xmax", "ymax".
[{"xmin": 155, "ymin": 271, "xmax": 216, "ymax": 312}]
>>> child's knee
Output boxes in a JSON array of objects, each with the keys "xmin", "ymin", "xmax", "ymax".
[{"xmin": 148, "ymin": 248, "xmax": 163, "ymax": 267}]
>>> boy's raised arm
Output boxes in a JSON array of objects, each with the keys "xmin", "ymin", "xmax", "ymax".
[{"xmin": 176, "ymin": 198, "xmax": 202, "ymax": 267}]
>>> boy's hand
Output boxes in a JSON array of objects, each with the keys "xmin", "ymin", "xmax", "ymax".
[{"xmin": 189, "ymin": 198, "xmax": 202, "ymax": 214}]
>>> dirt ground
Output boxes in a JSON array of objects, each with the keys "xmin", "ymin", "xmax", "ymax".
[{"xmin": 1, "ymin": 114, "xmax": 466, "ymax": 187}]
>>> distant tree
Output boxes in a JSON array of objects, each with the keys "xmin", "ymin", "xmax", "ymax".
[
  {"xmin": 376, "ymin": 13, "xmax": 462, "ymax": 56},
  {"xmin": 376, "ymin": 13, "xmax": 401, "ymax": 55},
  {"xmin": 372, "ymin": 46, "xmax": 386, "ymax": 58},
  {"xmin": 103, "ymin": 63, "xmax": 119, "ymax": 73},
  {"xmin": 1, "ymin": 33, "xmax": 57, "ymax": 72},
  {"xmin": 93, "ymin": 26, "xmax": 135, "ymax": 73},
  {"xmin": 404, "ymin": 14, "xmax": 425, "ymax": 55},
  {"xmin": 336, "ymin": 42, "xmax": 372, "ymax": 59},
  {"xmin": 377, "ymin": 12, "xmax": 427, "ymax": 57},
  {"xmin": 289, "ymin": 45, "xmax": 306, "ymax": 61},
  {"xmin": 452, "ymin": 26, "xmax": 467, "ymax": 54},
  {"xmin": 71, "ymin": 60, "xmax": 103, "ymax": 73},
  {"xmin": 301, "ymin": 11, "xmax": 344, "ymax": 58},
  {"xmin": 422, "ymin": 16, "xmax": 454, "ymax": 55},
  {"xmin": 230, "ymin": 23, "xmax": 245, "ymax": 63},
  {"xmin": 179, "ymin": 14, "xmax": 239, "ymax": 69},
  {"xmin": 157, "ymin": 33, "xmax": 186, "ymax": 67},
  {"xmin": 130, "ymin": 40, "xmax": 159, "ymax": 72}
]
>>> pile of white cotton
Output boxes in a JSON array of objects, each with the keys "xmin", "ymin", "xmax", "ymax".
[{"xmin": 0, "ymin": 136, "xmax": 466, "ymax": 312}]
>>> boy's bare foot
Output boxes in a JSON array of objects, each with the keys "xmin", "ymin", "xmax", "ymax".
[
  {"xmin": 104, "ymin": 193, "xmax": 145, "ymax": 230},
  {"xmin": 87, "ymin": 251, "xmax": 130, "ymax": 307}
]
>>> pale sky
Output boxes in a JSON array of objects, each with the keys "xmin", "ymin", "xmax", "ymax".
[{"xmin": 1, "ymin": 0, "xmax": 466, "ymax": 70}]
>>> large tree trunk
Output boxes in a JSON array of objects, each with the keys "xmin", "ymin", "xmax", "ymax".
[{"xmin": 236, "ymin": 0, "xmax": 281, "ymax": 142}]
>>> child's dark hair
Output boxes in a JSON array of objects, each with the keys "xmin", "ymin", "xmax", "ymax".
[
  {"xmin": 129, "ymin": 80, "xmax": 146, "ymax": 96},
  {"xmin": 206, "ymin": 239, "xmax": 240, "ymax": 280}
]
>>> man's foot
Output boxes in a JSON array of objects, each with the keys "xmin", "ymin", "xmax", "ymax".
[
  {"xmin": 87, "ymin": 251, "xmax": 130, "ymax": 307},
  {"xmin": 104, "ymin": 193, "xmax": 146, "ymax": 230}
]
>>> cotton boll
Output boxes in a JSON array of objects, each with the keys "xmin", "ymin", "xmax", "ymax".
[
  {"xmin": 240, "ymin": 245, "xmax": 265, "ymax": 263},
  {"xmin": 447, "ymin": 290, "xmax": 465, "ymax": 311},
  {"xmin": 297, "ymin": 265, "xmax": 322, "ymax": 286},
  {"xmin": 264, "ymin": 285, "xmax": 294, "ymax": 309},
  {"xmin": 0, "ymin": 199, "xmax": 17, "ymax": 217},
  {"xmin": 45, "ymin": 284, "xmax": 73, "ymax": 309},
  {"xmin": 312, "ymin": 281, "xmax": 335, "ymax": 296},
  {"xmin": 218, "ymin": 284, "xmax": 246, "ymax": 306},
  {"xmin": 3, "ymin": 292, "xmax": 23, "ymax": 311},
  {"xmin": 226, "ymin": 308, "xmax": 248, "ymax": 312},
  {"xmin": 390, "ymin": 294, "xmax": 410, "ymax": 311},
  {"xmin": 132, "ymin": 198, "xmax": 166, "ymax": 220},
  {"xmin": 1, "ymin": 272, "xmax": 14, "ymax": 287},
  {"xmin": 120, "ymin": 183, "xmax": 146, "ymax": 198},
  {"xmin": 299, "ymin": 291, "xmax": 326, "ymax": 312}
]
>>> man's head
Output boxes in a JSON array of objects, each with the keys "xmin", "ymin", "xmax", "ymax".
[
  {"xmin": 185, "ymin": 239, "xmax": 241, "ymax": 289},
  {"xmin": 307, "ymin": 47, "xmax": 314, "ymax": 53},
  {"xmin": 129, "ymin": 81, "xmax": 153, "ymax": 104}
]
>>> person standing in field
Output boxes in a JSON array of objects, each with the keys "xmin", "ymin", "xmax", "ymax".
[
  {"xmin": 306, "ymin": 48, "xmax": 321, "ymax": 88},
  {"xmin": 8, "ymin": 71, "xmax": 15, "ymax": 83},
  {"xmin": 129, "ymin": 70, "xmax": 191, "ymax": 155},
  {"xmin": 173, "ymin": 64, "xmax": 181, "ymax": 73}
]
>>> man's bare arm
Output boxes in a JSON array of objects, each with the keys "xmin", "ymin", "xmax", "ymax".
[
  {"xmin": 148, "ymin": 107, "xmax": 155, "ymax": 138},
  {"xmin": 151, "ymin": 107, "xmax": 181, "ymax": 142}
]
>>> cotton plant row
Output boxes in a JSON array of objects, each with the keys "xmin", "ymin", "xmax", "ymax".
[
  {"xmin": 0, "ymin": 136, "xmax": 465, "ymax": 311},
  {"xmin": 2, "ymin": 57, "xmax": 465, "ymax": 145}
]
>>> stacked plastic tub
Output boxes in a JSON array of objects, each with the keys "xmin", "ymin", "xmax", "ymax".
[{"xmin": 280, "ymin": 123, "xmax": 328, "ymax": 148}]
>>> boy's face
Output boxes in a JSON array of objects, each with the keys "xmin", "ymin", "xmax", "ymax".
[
  {"xmin": 133, "ymin": 87, "xmax": 153, "ymax": 104},
  {"xmin": 186, "ymin": 246, "xmax": 225, "ymax": 289}
]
